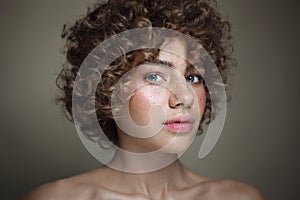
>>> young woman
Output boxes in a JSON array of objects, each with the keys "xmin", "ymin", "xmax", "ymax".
[{"xmin": 22, "ymin": 0, "xmax": 264, "ymax": 199}]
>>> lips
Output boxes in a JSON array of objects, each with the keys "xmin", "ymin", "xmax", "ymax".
[{"xmin": 163, "ymin": 115, "xmax": 194, "ymax": 133}]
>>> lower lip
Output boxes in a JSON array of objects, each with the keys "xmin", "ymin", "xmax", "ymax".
[{"xmin": 164, "ymin": 123, "xmax": 193, "ymax": 133}]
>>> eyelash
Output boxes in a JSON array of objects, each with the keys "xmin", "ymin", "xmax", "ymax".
[
  {"xmin": 185, "ymin": 74, "xmax": 203, "ymax": 84},
  {"xmin": 144, "ymin": 73, "xmax": 203, "ymax": 84},
  {"xmin": 144, "ymin": 72, "xmax": 165, "ymax": 84}
]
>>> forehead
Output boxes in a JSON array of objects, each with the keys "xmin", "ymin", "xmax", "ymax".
[{"xmin": 158, "ymin": 39, "xmax": 189, "ymax": 73}]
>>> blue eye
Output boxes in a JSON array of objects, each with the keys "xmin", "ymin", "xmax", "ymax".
[
  {"xmin": 186, "ymin": 75, "xmax": 202, "ymax": 83},
  {"xmin": 144, "ymin": 73, "xmax": 164, "ymax": 83}
]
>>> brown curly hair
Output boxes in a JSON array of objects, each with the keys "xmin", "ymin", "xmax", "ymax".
[{"xmin": 56, "ymin": 0, "xmax": 233, "ymax": 145}]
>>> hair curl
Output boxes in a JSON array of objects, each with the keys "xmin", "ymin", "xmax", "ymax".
[{"xmin": 56, "ymin": 0, "xmax": 234, "ymax": 145}]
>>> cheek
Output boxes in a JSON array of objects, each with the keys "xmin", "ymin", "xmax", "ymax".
[
  {"xmin": 129, "ymin": 87, "xmax": 168, "ymax": 126},
  {"xmin": 195, "ymin": 86, "xmax": 207, "ymax": 114}
]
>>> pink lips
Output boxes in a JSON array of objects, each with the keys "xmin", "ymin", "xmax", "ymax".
[{"xmin": 163, "ymin": 115, "xmax": 194, "ymax": 133}]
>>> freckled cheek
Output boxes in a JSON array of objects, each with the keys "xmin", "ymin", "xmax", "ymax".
[
  {"xmin": 129, "ymin": 87, "xmax": 168, "ymax": 126},
  {"xmin": 195, "ymin": 87, "xmax": 207, "ymax": 114}
]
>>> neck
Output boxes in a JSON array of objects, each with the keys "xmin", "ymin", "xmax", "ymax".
[
  {"xmin": 109, "ymin": 157, "xmax": 188, "ymax": 198},
  {"xmin": 109, "ymin": 149, "xmax": 180, "ymax": 173}
]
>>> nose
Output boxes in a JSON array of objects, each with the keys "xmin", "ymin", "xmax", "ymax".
[{"xmin": 169, "ymin": 84, "xmax": 194, "ymax": 108}]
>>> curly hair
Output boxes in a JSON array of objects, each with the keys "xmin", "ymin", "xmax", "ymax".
[{"xmin": 56, "ymin": 0, "xmax": 233, "ymax": 145}]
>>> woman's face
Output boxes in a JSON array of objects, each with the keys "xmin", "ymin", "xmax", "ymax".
[{"xmin": 116, "ymin": 40, "xmax": 206, "ymax": 154}]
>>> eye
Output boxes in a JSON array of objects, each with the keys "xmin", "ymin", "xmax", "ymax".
[
  {"xmin": 144, "ymin": 73, "xmax": 165, "ymax": 83},
  {"xmin": 186, "ymin": 74, "xmax": 203, "ymax": 84}
]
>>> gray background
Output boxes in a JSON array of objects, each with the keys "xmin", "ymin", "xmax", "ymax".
[{"xmin": 1, "ymin": 0, "xmax": 299, "ymax": 199}]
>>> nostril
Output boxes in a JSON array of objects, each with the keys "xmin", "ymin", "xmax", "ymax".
[
  {"xmin": 169, "ymin": 91, "xmax": 195, "ymax": 108},
  {"xmin": 174, "ymin": 98, "xmax": 194, "ymax": 108},
  {"xmin": 175, "ymin": 102, "xmax": 184, "ymax": 107}
]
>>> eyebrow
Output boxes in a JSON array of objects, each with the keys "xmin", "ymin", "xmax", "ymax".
[
  {"xmin": 186, "ymin": 64, "xmax": 202, "ymax": 74},
  {"xmin": 150, "ymin": 59, "xmax": 196, "ymax": 74},
  {"xmin": 151, "ymin": 60, "xmax": 175, "ymax": 68}
]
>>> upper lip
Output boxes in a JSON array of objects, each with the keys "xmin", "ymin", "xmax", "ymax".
[{"xmin": 164, "ymin": 115, "xmax": 194, "ymax": 124}]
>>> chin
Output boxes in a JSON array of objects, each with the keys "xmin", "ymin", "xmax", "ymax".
[{"xmin": 158, "ymin": 134, "xmax": 195, "ymax": 154}]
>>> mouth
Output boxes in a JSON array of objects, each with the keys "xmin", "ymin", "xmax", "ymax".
[{"xmin": 163, "ymin": 115, "xmax": 194, "ymax": 133}]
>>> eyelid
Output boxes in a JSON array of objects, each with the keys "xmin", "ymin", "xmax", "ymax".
[
  {"xmin": 186, "ymin": 73, "xmax": 204, "ymax": 83},
  {"xmin": 186, "ymin": 72, "xmax": 203, "ymax": 79},
  {"xmin": 143, "ymin": 72, "xmax": 167, "ymax": 83}
]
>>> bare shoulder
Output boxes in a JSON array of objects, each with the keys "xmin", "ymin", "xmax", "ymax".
[
  {"xmin": 167, "ymin": 168, "xmax": 264, "ymax": 200},
  {"xmin": 206, "ymin": 179, "xmax": 265, "ymax": 200},
  {"xmin": 21, "ymin": 170, "xmax": 150, "ymax": 200},
  {"xmin": 20, "ymin": 178, "xmax": 97, "ymax": 200}
]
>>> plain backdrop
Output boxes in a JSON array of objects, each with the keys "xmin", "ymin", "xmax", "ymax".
[{"xmin": 1, "ymin": 0, "xmax": 299, "ymax": 199}]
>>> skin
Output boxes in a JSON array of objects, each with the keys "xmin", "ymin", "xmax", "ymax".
[
  {"xmin": 21, "ymin": 41, "xmax": 264, "ymax": 200},
  {"xmin": 116, "ymin": 39, "xmax": 205, "ymax": 154}
]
